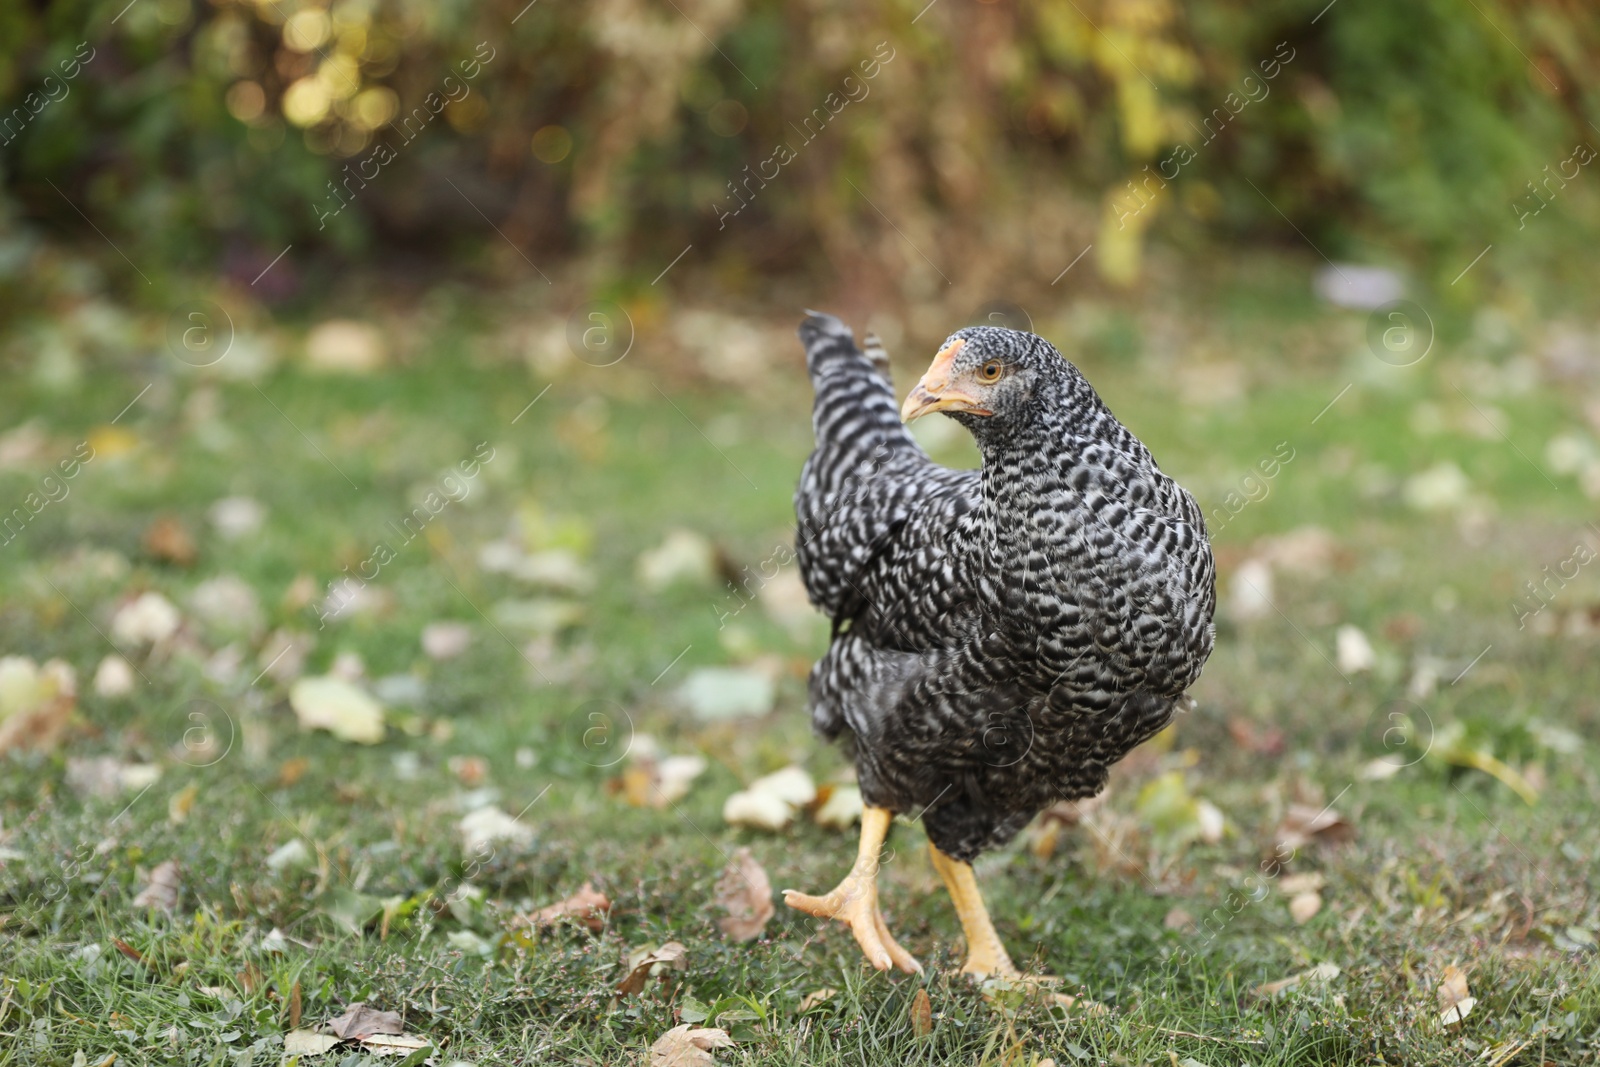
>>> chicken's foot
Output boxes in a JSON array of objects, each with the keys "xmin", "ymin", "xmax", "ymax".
[
  {"xmin": 783, "ymin": 806, "xmax": 921, "ymax": 974},
  {"xmin": 927, "ymin": 841, "xmax": 1098, "ymax": 1010}
]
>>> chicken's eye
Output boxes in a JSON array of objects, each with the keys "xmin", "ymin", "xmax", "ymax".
[{"xmin": 979, "ymin": 360, "xmax": 1003, "ymax": 382}]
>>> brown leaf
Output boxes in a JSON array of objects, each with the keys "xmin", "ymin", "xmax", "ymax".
[
  {"xmin": 131, "ymin": 861, "xmax": 182, "ymax": 912},
  {"xmin": 447, "ymin": 755, "xmax": 490, "ymax": 787},
  {"xmin": 1438, "ymin": 964, "xmax": 1475, "ymax": 1025},
  {"xmin": 797, "ymin": 988, "xmax": 838, "ymax": 1012},
  {"xmin": 289, "ymin": 979, "xmax": 302, "ymax": 1028},
  {"xmin": 1253, "ymin": 962, "xmax": 1340, "ymax": 997},
  {"xmin": 326, "ymin": 1002, "xmax": 404, "ymax": 1040},
  {"xmin": 1289, "ymin": 891, "xmax": 1323, "ymax": 925},
  {"xmin": 526, "ymin": 882, "xmax": 611, "ymax": 933},
  {"xmin": 1275, "ymin": 803, "xmax": 1354, "ymax": 851},
  {"xmin": 1226, "ymin": 717, "xmax": 1286, "ymax": 756},
  {"xmin": 1163, "ymin": 907, "xmax": 1195, "ymax": 932},
  {"xmin": 713, "ymin": 847, "xmax": 774, "ymax": 942},
  {"xmin": 278, "ymin": 756, "xmax": 310, "ymax": 787},
  {"xmin": 650, "ymin": 1023, "xmax": 734, "ymax": 1066},
  {"xmin": 617, "ymin": 941, "xmax": 689, "ymax": 996},
  {"xmin": 909, "ymin": 988, "xmax": 932, "ymax": 1037},
  {"xmin": 143, "ymin": 515, "xmax": 198, "ymax": 567},
  {"xmin": 0, "ymin": 657, "xmax": 76, "ymax": 755},
  {"xmin": 112, "ymin": 938, "xmax": 147, "ymax": 965},
  {"xmin": 612, "ymin": 753, "xmax": 708, "ymax": 809}
]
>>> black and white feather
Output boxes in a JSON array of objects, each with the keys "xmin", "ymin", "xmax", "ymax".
[{"xmin": 794, "ymin": 312, "xmax": 1216, "ymax": 862}]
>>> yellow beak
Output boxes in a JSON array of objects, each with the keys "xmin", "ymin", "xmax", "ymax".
[{"xmin": 901, "ymin": 339, "xmax": 993, "ymax": 422}]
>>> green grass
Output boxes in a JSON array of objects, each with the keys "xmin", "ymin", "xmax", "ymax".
[{"xmin": 1, "ymin": 283, "xmax": 1598, "ymax": 1066}]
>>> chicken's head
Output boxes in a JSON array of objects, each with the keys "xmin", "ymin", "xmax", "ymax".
[{"xmin": 901, "ymin": 326, "xmax": 1067, "ymax": 432}]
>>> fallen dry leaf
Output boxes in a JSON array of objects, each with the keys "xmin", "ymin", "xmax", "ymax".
[
  {"xmin": 1226, "ymin": 716, "xmax": 1285, "ymax": 756},
  {"xmin": 143, "ymin": 515, "xmax": 198, "ymax": 567},
  {"xmin": 1336, "ymin": 625, "xmax": 1376, "ymax": 673},
  {"xmin": 458, "ymin": 805, "xmax": 534, "ymax": 854},
  {"xmin": 721, "ymin": 788, "xmax": 793, "ymax": 831},
  {"xmin": 112, "ymin": 938, "xmax": 147, "ymax": 965},
  {"xmin": 1438, "ymin": 964, "xmax": 1475, "ymax": 1025},
  {"xmin": 1253, "ymin": 961, "xmax": 1340, "ymax": 997},
  {"xmin": 278, "ymin": 756, "xmax": 310, "ymax": 787},
  {"xmin": 713, "ymin": 847, "xmax": 774, "ymax": 942},
  {"xmin": 421, "ymin": 620, "xmax": 472, "ymax": 660},
  {"xmin": 614, "ymin": 752, "xmax": 708, "ymax": 809},
  {"xmin": 909, "ymin": 988, "xmax": 933, "ymax": 1037},
  {"xmin": 1275, "ymin": 803, "xmax": 1354, "ymax": 851},
  {"xmin": 1028, "ymin": 795, "xmax": 1107, "ymax": 859},
  {"xmin": 258, "ymin": 628, "xmax": 313, "ymax": 684},
  {"xmin": 1289, "ymin": 891, "xmax": 1323, "ymax": 924},
  {"xmin": 617, "ymin": 941, "xmax": 689, "ymax": 996},
  {"xmin": 305, "ymin": 319, "xmax": 387, "ymax": 374},
  {"xmin": 93, "ymin": 655, "xmax": 137, "ymax": 698},
  {"xmin": 66, "ymin": 756, "xmax": 160, "ymax": 801},
  {"xmin": 0, "ymin": 656, "xmax": 77, "ymax": 755},
  {"xmin": 1254, "ymin": 525, "xmax": 1341, "ymax": 575},
  {"xmin": 723, "ymin": 765, "xmax": 816, "ymax": 831},
  {"xmin": 1359, "ymin": 755, "xmax": 1406, "ymax": 780},
  {"xmin": 283, "ymin": 1029, "xmax": 341, "ymax": 1056},
  {"xmin": 448, "ymin": 755, "xmax": 490, "ymax": 787},
  {"xmin": 131, "ymin": 860, "xmax": 181, "ymax": 912},
  {"xmin": 1163, "ymin": 907, "xmax": 1195, "ymax": 932},
  {"xmin": 326, "ymin": 1002, "xmax": 404, "ymax": 1040},
  {"xmin": 813, "ymin": 783, "xmax": 864, "ymax": 829},
  {"xmin": 357, "ymin": 1033, "xmax": 431, "ymax": 1056},
  {"xmin": 168, "ymin": 783, "xmax": 199, "ymax": 824},
  {"xmin": 289, "ymin": 675, "xmax": 385, "ymax": 744},
  {"xmin": 1278, "ymin": 872, "xmax": 1326, "ymax": 896},
  {"xmin": 636, "ymin": 529, "xmax": 717, "ymax": 591},
  {"xmin": 650, "ymin": 1023, "xmax": 733, "ymax": 1067},
  {"xmin": 797, "ymin": 988, "xmax": 838, "ymax": 1012},
  {"xmin": 526, "ymin": 882, "xmax": 611, "ymax": 933},
  {"xmin": 210, "ymin": 495, "xmax": 266, "ymax": 540},
  {"xmin": 110, "ymin": 592, "xmax": 182, "ymax": 647}
]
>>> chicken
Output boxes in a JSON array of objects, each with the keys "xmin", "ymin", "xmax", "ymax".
[{"xmin": 784, "ymin": 312, "xmax": 1216, "ymax": 977}]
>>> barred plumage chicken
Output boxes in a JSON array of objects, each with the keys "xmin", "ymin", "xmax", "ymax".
[{"xmin": 784, "ymin": 312, "xmax": 1216, "ymax": 977}]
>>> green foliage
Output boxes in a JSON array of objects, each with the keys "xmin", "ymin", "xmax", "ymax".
[{"xmin": 1, "ymin": 1, "xmax": 1597, "ymax": 299}]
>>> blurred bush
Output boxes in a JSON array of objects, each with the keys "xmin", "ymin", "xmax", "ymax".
[{"xmin": 1, "ymin": 0, "xmax": 1596, "ymax": 304}]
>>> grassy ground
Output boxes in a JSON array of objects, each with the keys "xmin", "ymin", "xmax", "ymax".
[{"xmin": 2, "ymin": 263, "xmax": 1598, "ymax": 1065}]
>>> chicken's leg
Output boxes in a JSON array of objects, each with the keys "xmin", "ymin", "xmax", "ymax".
[
  {"xmin": 783, "ymin": 806, "xmax": 921, "ymax": 974},
  {"xmin": 927, "ymin": 842, "xmax": 1022, "ymax": 978}
]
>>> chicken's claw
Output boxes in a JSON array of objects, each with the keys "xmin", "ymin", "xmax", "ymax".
[
  {"xmin": 783, "ymin": 877, "xmax": 921, "ymax": 974},
  {"xmin": 783, "ymin": 805, "xmax": 921, "ymax": 974}
]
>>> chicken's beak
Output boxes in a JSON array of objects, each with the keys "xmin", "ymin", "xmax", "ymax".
[{"xmin": 901, "ymin": 339, "xmax": 993, "ymax": 422}]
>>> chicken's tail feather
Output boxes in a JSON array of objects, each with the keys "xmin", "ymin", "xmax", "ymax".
[{"xmin": 797, "ymin": 311, "xmax": 916, "ymax": 462}]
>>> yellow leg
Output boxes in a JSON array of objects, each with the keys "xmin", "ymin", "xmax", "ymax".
[
  {"xmin": 783, "ymin": 807, "xmax": 921, "ymax": 974},
  {"xmin": 927, "ymin": 842, "xmax": 1021, "ymax": 978}
]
